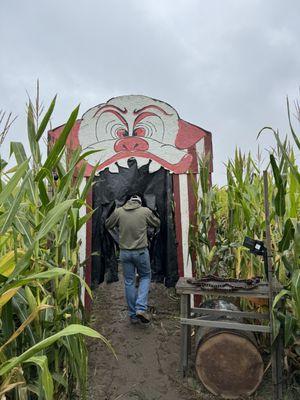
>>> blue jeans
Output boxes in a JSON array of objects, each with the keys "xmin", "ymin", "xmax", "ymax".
[{"xmin": 119, "ymin": 248, "xmax": 151, "ymax": 318}]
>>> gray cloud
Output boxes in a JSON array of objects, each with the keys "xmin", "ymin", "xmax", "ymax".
[{"xmin": 1, "ymin": 0, "xmax": 300, "ymax": 183}]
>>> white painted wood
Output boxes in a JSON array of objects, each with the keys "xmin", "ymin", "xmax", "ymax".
[
  {"xmin": 78, "ymin": 178, "xmax": 87, "ymax": 305},
  {"xmin": 179, "ymin": 174, "xmax": 192, "ymax": 278},
  {"xmin": 196, "ymin": 138, "xmax": 205, "ymax": 160},
  {"xmin": 179, "ymin": 174, "xmax": 194, "ymax": 306}
]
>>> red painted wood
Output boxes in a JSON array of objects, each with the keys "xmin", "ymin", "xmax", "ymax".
[
  {"xmin": 173, "ymin": 174, "xmax": 184, "ymax": 277},
  {"xmin": 176, "ymin": 119, "xmax": 207, "ymax": 149}
]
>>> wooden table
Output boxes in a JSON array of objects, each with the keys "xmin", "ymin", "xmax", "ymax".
[{"xmin": 176, "ymin": 277, "xmax": 284, "ymax": 400}]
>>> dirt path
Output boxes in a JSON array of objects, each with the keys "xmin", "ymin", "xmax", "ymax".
[{"xmin": 88, "ymin": 276, "xmax": 273, "ymax": 400}]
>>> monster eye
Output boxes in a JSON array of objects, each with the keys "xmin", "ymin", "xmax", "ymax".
[
  {"xmin": 116, "ymin": 128, "xmax": 129, "ymax": 138},
  {"xmin": 133, "ymin": 127, "xmax": 146, "ymax": 137}
]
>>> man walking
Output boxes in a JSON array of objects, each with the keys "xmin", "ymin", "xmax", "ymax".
[{"xmin": 105, "ymin": 194, "xmax": 160, "ymax": 325}]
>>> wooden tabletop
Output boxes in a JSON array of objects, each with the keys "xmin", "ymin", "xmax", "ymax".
[{"xmin": 176, "ymin": 277, "xmax": 282, "ymax": 298}]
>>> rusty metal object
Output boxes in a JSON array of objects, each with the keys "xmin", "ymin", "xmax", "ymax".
[
  {"xmin": 195, "ymin": 299, "xmax": 264, "ymax": 399},
  {"xmin": 187, "ymin": 275, "xmax": 260, "ymax": 291},
  {"xmin": 195, "ymin": 330, "xmax": 264, "ymax": 399}
]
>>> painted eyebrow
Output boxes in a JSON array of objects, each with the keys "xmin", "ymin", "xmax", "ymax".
[
  {"xmin": 133, "ymin": 105, "xmax": 172, "ymax": 116},
  {"xmin": 93, "ymin": 104, "xmax": 127, "ymax": 117}
]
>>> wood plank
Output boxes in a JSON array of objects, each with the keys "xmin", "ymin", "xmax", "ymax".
[
  {"xmin": 177, "ymin": 287, "xmax": 270, "ymax": 298},
  {"xmin": 191, "ymin": 307, "xmax": 269, "ymax": 320},
  {"xmin": 176, "ymin": 277, "xmax": 282, "ymax": 298},
  {"xmin": 180, "ymin": 294, "xmax": 190, "ymax": 377},
  {"xmin": 180, "ymin": 318, "xmax": 271, "ymax": 333}
]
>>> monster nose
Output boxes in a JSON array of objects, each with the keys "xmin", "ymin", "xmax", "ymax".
[{"xmin": 114, "ymin": 137, "xmax": 149, "ymax": 152}]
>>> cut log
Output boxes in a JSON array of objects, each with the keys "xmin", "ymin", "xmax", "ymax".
[{"xmin": 195, "ymin": 330, "xmax": 264, "ymax": 399}]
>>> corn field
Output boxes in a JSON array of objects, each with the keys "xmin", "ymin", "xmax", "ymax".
[
  {"xmin": 190, "ymin": 99, "xmax": 300, "ymax": 393},
  {"xmin": 0, "ymin": 94, "xmax": 111, "ymax": 400},
  {"xmin": 1, "ymin": 90, "xmax": 300, "ymax": 399}
]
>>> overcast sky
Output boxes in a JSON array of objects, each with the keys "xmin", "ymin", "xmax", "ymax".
[{"xmin": 1, "ymin": 0, "xmax": 299, "ymax": 184}]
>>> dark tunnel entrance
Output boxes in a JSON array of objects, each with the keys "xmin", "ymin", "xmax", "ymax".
[{"xmin": 91, "ymin": 159, "xmax": 179, "ymax": 288}]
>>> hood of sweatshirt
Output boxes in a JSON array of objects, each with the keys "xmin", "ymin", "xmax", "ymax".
[{"xmin": 123, "ymin": 200, "xmax": 142, "ymax": 211}]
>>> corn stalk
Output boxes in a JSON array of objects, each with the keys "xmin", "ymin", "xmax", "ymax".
[{"xmin": 0, "ymin": 89, "xmax": 110, "ymax": 400}]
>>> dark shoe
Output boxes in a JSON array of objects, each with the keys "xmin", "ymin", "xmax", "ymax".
[
  {"xmin": 136, "ymin": 310, "xmax": 151, "ymax": 324},
  {"xmin": 130, "ymin": 317, "xmax": 139, "ymax": 325}
]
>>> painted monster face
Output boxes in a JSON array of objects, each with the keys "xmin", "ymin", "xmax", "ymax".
[{"xmin": 78, "ymin": 95, "xmax": 207, "ymax": 173}]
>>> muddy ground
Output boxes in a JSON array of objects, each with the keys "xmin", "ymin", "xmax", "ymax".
[{"xmin": 88, "ymin": 275, "xmax": 278, "ymax": 400}]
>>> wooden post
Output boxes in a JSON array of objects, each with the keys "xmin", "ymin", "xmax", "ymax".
[
  {"xmin": 180, "ymin": 294, "xmax": 191, "ymax": 377},
  {"xmin": 263, "ymin": 171, "xmax": 283, "ymax": 400}
]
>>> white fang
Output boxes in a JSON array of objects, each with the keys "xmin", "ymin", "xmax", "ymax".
[{"xmin": 149, "ymin": 161, "xmax": 161, "ymax": 173}]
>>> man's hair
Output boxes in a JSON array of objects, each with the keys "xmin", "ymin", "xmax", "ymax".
[{"xmin": 124, "ymin": 192, "xmax": 145, "ymax": 206}]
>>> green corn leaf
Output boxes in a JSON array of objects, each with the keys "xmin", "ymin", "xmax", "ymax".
[
  {"xmin": 287, "ymin": 97, "xmax": 300, "ymax": 152},
  {"xmin": 0, "ymin": 158, "xmax": 8, "ymax": 172},
  {"xmin": 24, "ymin": 356, "xmax": 54, "ymax": 400},
  {"xmin": 56, "ymin": 214, "xmax": 68, "ymax": 245},
  {"xmin": 258, "ymin": 127, "xmax": 300, "ymax": 184},
  {"xmin": 36, "ymin": 105, "xmax": 79, "ymax": 182},
  {"xmin": 35, "ymin": 199, "xmax": 74, "ymax": 241},
  {"xmin": 0, "ymin": 171, "xmax": 30, "ymax": 234},
  {"xmin": 270, "ymin": 154, "xmax": 286, "ymax": 217},
  {"xmin": 9, "ymin": 200, "xmax": 75, "ymax": 276},
  {"xmin": 78, "ymin": 210, "xmax": 94, "ymax": 231},
  {"xmin": 14, "ymin": 215, "xmax": 33, "ymax": 247},
  {"xmin": 270, "ymin": 154, "xmax": 283, "ymax": 189},
  {"xmin": 278, "ymin": 218, "xmax": 295, "ymax": 252},
  {"xmin": 27, "ymin": 102, "xmax": 41, "ymax": 165},
  {"xmin": 36, "ymin": 95, "xmax": 57, "ymax": 141},
  {"xmin": 272, "ymin": 289, "xmax": 290, "ymax": 309},
  {"xmin": 274, "ymin": 186, "xmax": 286, "ymax": 217},
  {"xmin": 10, "ymin": 141, "xmax": 28, "ymax": 164},
  {"xmin": 5, "ymin": 267, "xmax": 92, "ymax": 301},
  {"xmin": 0, "ymin": 324, "xmax": 111, "ymax": 376},
  {"xmin": 24, "ymin": 286, "xmax": 38, "ymax": 315},
  {"xmin": 291, "ymin": 269, "xmax": 300, "ymax": 320},
  {"xmin": 79, "ymin": 162, "xmax": 99, "ymax": 203},
  {"xmin": 10, "ymin": 142, "xmax": 35, "ymax": 202},
  {"xmin": 77, "ymin": 149, "xmax": 102, "ymax": 164},
  {"xmin": 284, "ymin": 313, "xmax": 297, "ymax": 347},
  {"xmin": 38, "ymin": 179, "xmax": 50, "ymax": 207},
  {"xmin": 294, "ymin": 223, "xmax": 300, "ymax": 269},
  {"xmin": 0, "ymin": 159, "xmax": 29, "ymax": 204}
]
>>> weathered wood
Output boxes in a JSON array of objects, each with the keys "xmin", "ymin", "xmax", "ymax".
[
  {"xmin": 181, "ymin": 318, "xmax": 271, "ymax": 333},
  {"xmin": 176, "ymin": 277, "xmax": 281, "ymax": 298},
  {"xmin": 180, "ymin": 294, "xmax": 190, "ymax": 377},
  {"xmin": 191, "ymin": 307, "xmax": 269, "ymax": 320},
  {"xmin": 277, "ymin": 325, "xmax": 284, "ymax": 398},
  {"xmin": 195, "ymin": 331, "xmax": 264, "ymax": 399}
]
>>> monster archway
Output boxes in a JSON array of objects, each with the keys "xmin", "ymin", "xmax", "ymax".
[{"xmin": 49, "ymin": 95, "xmax": 213, "ymax": 307}]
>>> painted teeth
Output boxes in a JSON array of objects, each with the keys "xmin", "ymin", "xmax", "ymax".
[
  {"xmin": 117, "ymin": 158, "xmax": 129, "ymax": 168},
  {"xmin": 135, "ymin": 157, "xmax": 149, "ymax": 167},
  {"xmin": 149, "ymin": 161, "xmax": 161, "ymax": 173},
  {"xmin": 108, "ymin": 163, "xmax": 119, "ymax": 173}
]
